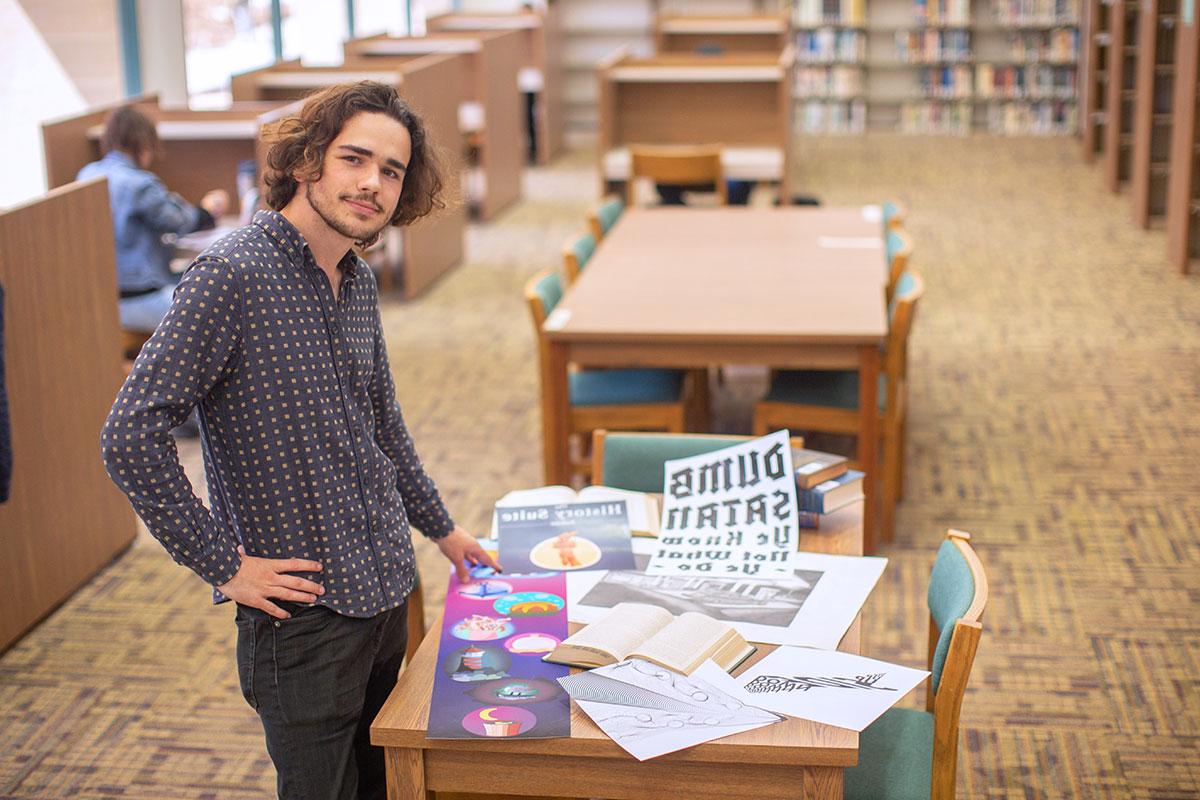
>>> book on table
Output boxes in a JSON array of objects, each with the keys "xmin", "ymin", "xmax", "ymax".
[
  {"xmin": 792, "ymin": 447, "xmax": 850, "ymax": 489},
  {"xmin": 797, "ymin": 469, "xmax": 865, "ymax": 514},
  {"xmin": 493, "ymin": 485, "xmax": 660, "ymax": 536},
  {"xmin": 542, "ymin": 602, "xmax": 756, "ymax": 675}
]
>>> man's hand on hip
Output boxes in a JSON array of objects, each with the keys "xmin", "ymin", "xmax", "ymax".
[
  {"xmin": 436, "ymin": 526, "xmax": 503, "ymax": 584},
  {"xmin": 217, "ymin": 545, "xmax": 325, "ymax": 619}
]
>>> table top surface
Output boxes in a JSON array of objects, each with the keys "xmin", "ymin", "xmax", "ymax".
[
  {"xmin": 371, "ymin": 502, "xmax": 865, "ymax": 766},
  {"xmin": 545, "ymin": 207, "xmax": 888, "ymax": 347}
]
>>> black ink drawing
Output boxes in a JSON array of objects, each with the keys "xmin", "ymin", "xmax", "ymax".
[{"xmin": 744, "ymin": 674, "xmax": 898, "ymax": 694}]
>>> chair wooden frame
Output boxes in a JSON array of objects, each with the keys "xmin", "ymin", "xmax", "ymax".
[
  {"xmin": 626, "ymin": 144, "xmax": 728, "ymax": 207},
  {"xmin": 752, "ymin": 272, "xmax": 924, "ymax": 542},
  {"xmin": 884, "ymin": 199, "xmax": 909, "ymax": 230},
  {"xmin": 591, "ymin": 429, "xmax": 804, "ymax": 486},
  {"xmin": 525, "ymin": 269, "xmax": 691, "ymax": 483},
  {"xmin": 886, "ymin": 227, "xmax": 914, "ymax": 306},
  {"xmin": 560, "ymin": 230, "xmax": 593, "ymax": 287},
  {"xmin": 924, "ymin": 529, "xmax": 988, "ymax": 800},
  {"xmin": 587, "ymin": 195, "xmax": 623, "ymax": 242}
]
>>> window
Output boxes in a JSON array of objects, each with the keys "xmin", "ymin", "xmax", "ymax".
[
  {"xmin": 183, "ymin": 0, "xmax": 276, "ymax": 107},
  {"xmin": 281, "ymin": 0, "xmax": 350, "ymax": 66}
]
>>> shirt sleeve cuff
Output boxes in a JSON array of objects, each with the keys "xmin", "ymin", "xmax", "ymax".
[
  {"xmin": 416, "ymin": 511, "xmax": 455, "ymax": 541},
  {"xmin": 193, "ymin": 530, "xmax": 242, "ymax": 586}
]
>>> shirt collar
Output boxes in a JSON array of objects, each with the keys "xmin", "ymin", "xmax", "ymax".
[
  {"xmin": 103, "ymin": 150, "xmax": 137, "ymax": 168},
  {"xmin": 252, "ymin": 209, "xmax": 360, "ymax": 277}
]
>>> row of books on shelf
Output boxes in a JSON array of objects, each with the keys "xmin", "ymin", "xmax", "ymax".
[
  {"xmin": 796, "ymin": 65, "xmax": 865, "ymax": 98},
  {"xmin": 919, "ymin": 65, "xmax": 973, "ymax": 99},
  {"xmin": 793, "ymin": 0, "xmax": 866, "ymax": 26},
  {"xmin": 796, "ymin": 29, "xmax": 867, "ymax": 63},
  {"xmin": 976, "ymin": 63, "xmax": 1076, "ymax": 99},
  {"xmin": 1006, "ymin": 29, "xmax": 1078, "ymax": 62},
  {"xmin": 914, "ymin": 0, "xmax": 971, "ymax": 26},
  {"xmin": 986, "ymin": 99, "xmax": 1078, "ymax": 134},
  {"xmin": 796, "ymin": 99, "xmax": 868, "ymax": 133},
  {"xmin": 896, "ymin": 30, "xmax": 971, "ymax": 63},
  {"xmin": 900, "ymin": 100, "xmax": 973, "ymax": 134},
  {"xmin": 989, "ymin": 0, "xmax": 1080, "ymax": 26}
]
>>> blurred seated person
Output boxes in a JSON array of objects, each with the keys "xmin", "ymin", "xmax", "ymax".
[
  {"xmin": 655, "ymin": 180, "xmax": 753, "ymax": 206},
  {"xmin": 77, "ymin": 106, "xmax": 229, "ymax": 333}
]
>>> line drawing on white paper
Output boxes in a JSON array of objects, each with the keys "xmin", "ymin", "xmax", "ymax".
[{"xmin": 743, "ymin": 673, "xmax": 898, "ymax": 694}]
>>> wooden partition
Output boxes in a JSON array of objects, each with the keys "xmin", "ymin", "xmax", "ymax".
[
  {"xmin": 229, "ymin": 56, "xmax": 466, "ymax": 296},
  {"xmin": 0, "ymin": 178, "xmax": 136, "ymax": 651},
  {"xmin": 654, "ymin": 14, "xmax": 791, "ymax": 54},
  {"xmin": 343, "ymin": 30, "xmax": 525, "ymax": 220},
  {"xmin": 1165, "ymin": 19, "xmax": 1199, "ymax": 273},
  {"xmin": 1103, "ymin": 0, "xmax": 1140, "ymax": 191},
  {"xmin": 426, "ymin": 6, "xmax": 564, "ymax": 165},
  {"xmin": 1130, "ymin": 0, "xmax": 1179, "ymax": 226},
  {"xmin": 42, "ymin": 98, "xmax": 291, "ymax": 219},
  {"xmin": 596, "ymin": 47, "xmax": 795, "ymax": 199}
]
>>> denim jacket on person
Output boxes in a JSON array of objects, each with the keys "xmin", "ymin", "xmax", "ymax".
[{"xmin": 77, "ymin": 151, "xmax": 213, "ymax": 293}]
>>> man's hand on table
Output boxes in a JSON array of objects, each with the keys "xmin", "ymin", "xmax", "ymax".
[{"xmin": 436, "ymin": 526, "xmax": 503, "ymax": 583}]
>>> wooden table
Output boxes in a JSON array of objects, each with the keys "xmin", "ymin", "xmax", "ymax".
[
  {"xmin": 541, "ymin": 207, "xmax": 888, "ymax": 551},
  {"xmin": 372, "ymin": 502, "xmax": 865, "ymax": 800}
]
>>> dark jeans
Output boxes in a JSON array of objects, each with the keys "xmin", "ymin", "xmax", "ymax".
[
  {"xmin": 655, "ymin": 180, "xmax": 754, "ymax": 206},
  {"xmin": 235, "ymin": 599, "xmax": 409, "ymax": 800}
]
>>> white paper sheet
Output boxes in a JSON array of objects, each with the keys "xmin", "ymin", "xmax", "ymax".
[
  {"xmin": 561, "ymin": 659, "xmax": 780, "ymax": 760},
  {"xmin": 647, "ymin": 430, "xmax": 798, "ymax": 579},
  {"xmin": 568, "ymin": 539, "xmax": 887, "ymax": 649},
  {"xmin": 733, "ymin": 648, "xmax": 929, "ymax": 731}
]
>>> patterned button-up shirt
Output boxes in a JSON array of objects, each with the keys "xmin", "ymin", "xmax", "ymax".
[{"xmin": 101, "ymin": 210, "xmax": 455, "ymax": 617}]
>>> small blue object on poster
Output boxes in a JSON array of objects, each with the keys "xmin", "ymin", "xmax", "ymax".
[{"xmin": 496, "ymin": 500, "xmax": 636, "ymax": 575}]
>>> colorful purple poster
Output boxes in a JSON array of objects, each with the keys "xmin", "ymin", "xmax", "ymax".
[{"xmin": 427, "ymin": 565, "xmax": 571, "ymax": 739}]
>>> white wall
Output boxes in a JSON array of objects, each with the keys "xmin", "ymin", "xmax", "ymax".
[{"xmin": 137, "ymin": 0, "xmax": 188, "ymax": 106}]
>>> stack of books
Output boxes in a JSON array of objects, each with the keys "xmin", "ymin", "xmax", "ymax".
[{"xmin": 793, "ymin": 448, "xmax": 865, "ymax": 529}]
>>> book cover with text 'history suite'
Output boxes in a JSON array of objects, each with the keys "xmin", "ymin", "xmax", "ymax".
[{"xmin": 496, "ymin": 500, "xmax": 636, "ymax": 575}]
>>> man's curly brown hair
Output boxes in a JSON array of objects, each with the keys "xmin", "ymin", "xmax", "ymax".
[{"xmin": 261, "ymin": 81, "xmax": 444, "ymax": 247}]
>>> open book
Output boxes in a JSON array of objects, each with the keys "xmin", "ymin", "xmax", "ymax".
[
  {"xmin": 542, "ymin": 602, "xmax": 756, "ymax": 675},
  {"xmin": 493, "ymin": 486, "xmax": 660, "ymax": 535}
]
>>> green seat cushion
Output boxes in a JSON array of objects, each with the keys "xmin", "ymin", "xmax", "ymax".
[
  {"xmin": 763, "ymin": 370, "xmax": 887, "ymax": 412},
  {"xmin": 928, "ymin": 539, "xmax": 976, "ymax": 693},
  {"xmin": 569, "ymin": 368, "xmax": 684, "ymax": 407},
  {"xmin": 597, "ymin": 198, "xmax": 624, "ymax": 235},
  {"xmin": 599, "ymin": 433, "xmax": 755, "ymax": 492},
  {"xmin": 888, "ymin": 271, "xmax": 916, "ymax": 323},
  {"xmin": 570, "ymin": 233, "xmax": 597, "ymax": 271},
  {"xmin": 844, "ymin": 707, "xmax": 934, "ymax": 800},
  {"xmin": 882, "ymin": 200, "xmax": 901, "ymax": 230},
  {"xmin": 533, "ymin": 270, "xmax": 563, "ymax": 314}
]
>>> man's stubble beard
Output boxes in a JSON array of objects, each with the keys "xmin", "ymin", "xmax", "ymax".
[{"xmin": 305, "ymin": 182, "xmax": 390, "ymax": 244}]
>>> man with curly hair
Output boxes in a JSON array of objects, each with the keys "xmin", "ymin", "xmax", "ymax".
[{"xmin": 101, "ymin": 81, "xmax": 499, "ymax": 800}]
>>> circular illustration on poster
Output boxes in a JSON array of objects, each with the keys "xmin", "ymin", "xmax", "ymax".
[
  {"xmin": 504, "ymin": 632, "xmax": 562, "ymax": 656},
  {"xmin": 492, "ymin": 591, "xmax": 565, "ymax": 617},
  {"xmin": 451, "ymin": 614, "xmax": 515, "ymax": 641},
  {"xmin": 467, "ymin": 677, "xmax": 564, "ymax": 705},
  {"xmin": 462, "ymin": 706, "xmax": 538, "ymax": 738},
  {"xmin": 466, "ymin": 561, "xmax": 498, "ymax": 579},
  {"xmin": 528, "ymin": 531, "xmax": 602, "ymax": 570},
  {"xmin": 440, "ymin": 645, "xmax": 511, "ymax": 683},
  {"xmin": 457, "ymin": 578, "xmax": 513, "ymax": 601}
]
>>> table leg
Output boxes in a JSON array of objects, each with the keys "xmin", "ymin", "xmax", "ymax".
[
  {"xmin": 385, "ymin": 747, "xmax": 427, "ymax": 800},
  {"xmin": 857, "ymin": 345, "xmax": 880, "ymax": 554},
  {"xmin": 542, "ymin": 340, "xmax": 571, "ymax": 485},
  {"xmin": 804, "ymin": 766, "xmax": 844, "ymax": 799}
]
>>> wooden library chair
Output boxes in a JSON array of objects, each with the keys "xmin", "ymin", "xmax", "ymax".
[
  {"xmin": 591, "ymin": 429, "xmax": 804, "ymax": 492},
  {"xmin": 525, "ymin": 269, "xmax": 695, "ymax": 483},
  {"xmin": 752, "ymin": 271, "xmax": 924, "ymax": 542},
  {"xmin": 561, "ymin": 230, "xmax": 597, "ymax": 287},
  {"xmin": 883, "ymin": 199, "xmax": 909, "ymax": 231},
  {"xmin": 626, "ymin": 144, "xmax": 727, "ymax": 207},
  {"xmin": 588, "ymin": 195, "xmax": 625, "ymax": 241},
  {"xmin": 886, "ymin": 228, "xmax": 914, "ymax": 306},
  {"xmin": 844, "ymin": 529, "xmax": 988, "ymax": 800}
]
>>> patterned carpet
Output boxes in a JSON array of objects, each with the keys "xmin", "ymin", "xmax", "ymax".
[{"xmin": 1, "ymin": 135, "xmax": 1198, "ymax": 799}]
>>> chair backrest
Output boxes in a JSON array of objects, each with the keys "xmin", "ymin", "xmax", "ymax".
[
  {"xmin": 592, "ymin": 430, "xmax": 803, "ymax": 492},
  {"xmin": 561, "ymin": 231, "xmax": 597, "ymax": 286},
  {"xmin": 627, "ymin": 144, "xmax": 727, "ymax": 207},
  {"xmin": 924, "ymin": 529, "xmax": 988, "ymax": 800},
  {"xmin": 882, "ymin": 199, "xmax": 907, "ymax": 231},
  {"xmin": 884, "ymin": 270, "xmax": 923, "ymax": 383},
  {"xmin": 524, "ymin": 268, "xmax": 563, "ymax": 405},
  {"xmin": 588, "ymin": 196, "xmax": 625, "ymax": 241},
  {"xmin": 885, "ymin": 228, "xmax": 914, "ymax": 306}
]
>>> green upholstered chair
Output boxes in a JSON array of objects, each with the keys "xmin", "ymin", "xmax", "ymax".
[
  {"xmin": 753, "ymin": 272, "xmax": 924, "ymax": 542},
  {"xmin": 882, "ymin": 200, "xmax": 908, "ymax": 231},
  {"xmin": 588, "ymin": 196, "xmax": 625, "ymax": 242},
  {"xmin": 525, "ymin": 269, "xmax": 693, "ymax": 483},
  {"xmin": 561, "ymin": 230, "xmax": 597, "ymax": 286},
  {"xmin": 590, "ymin": 430, "xmax": 801, "ymax": 492},
  {"xmin": 844, "ymin": 529, "xmax": 988, "ymax": 800},
  {"xmin": 886, "ymin": 228, "xmax": 914, "ymax": 306}
]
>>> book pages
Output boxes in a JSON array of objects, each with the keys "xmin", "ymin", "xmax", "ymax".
[{"xmin": 558, "ymin": 602, "xmax": 672, "ymax": 662}]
